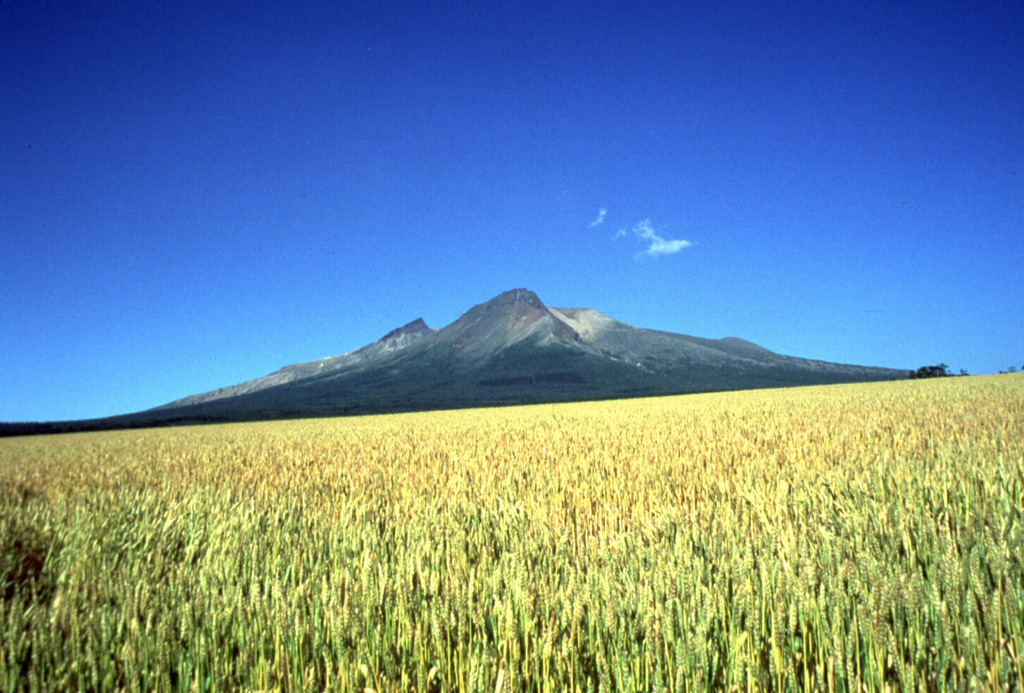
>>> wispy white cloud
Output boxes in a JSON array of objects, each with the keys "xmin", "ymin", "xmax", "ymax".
[
  {"xmin": 631, "ymin": 219, "xmax": 692, "ymax": 260},
  {"xmin": 587, "ymin": 208, "xmax": 607, "ymax": 228},
  {"xmin": 612, "ymin": 227, "xmax": 627, "ymax": 239}
]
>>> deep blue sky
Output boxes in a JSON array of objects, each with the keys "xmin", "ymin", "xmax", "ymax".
[{"xmin": 2, "ymin": 0, "xmax": 1022, "ymax": 422}]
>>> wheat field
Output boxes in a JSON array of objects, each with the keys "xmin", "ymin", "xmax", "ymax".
[{"xmin": 2, "ymin": 375, "xmax": 1022, "ymax": 691}]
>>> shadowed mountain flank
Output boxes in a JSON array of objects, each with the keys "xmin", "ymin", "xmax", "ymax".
[{"xmin": 3, "ymin": 289, "xmax": 909, "ymax": 434}]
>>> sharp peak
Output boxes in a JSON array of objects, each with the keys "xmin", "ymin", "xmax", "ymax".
[
  {"xmin": 484, "ymin": 288, "xmax": 546, "ymax": 309},
  {"xmin": 379, "ymin": 317, "xmax": 430, "ymax": 341}
]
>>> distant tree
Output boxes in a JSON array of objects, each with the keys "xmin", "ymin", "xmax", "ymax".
[
  {"xmin": 910, "ymin": 363, "xmax": 951, "ymax": 379},
  {"xmin": 1009, "ymin": 366, "xmax": 1018, "ymax": 374},
  {"xmin": 959, "ymin": 369, "xmax": 969, "ymax": 376}
]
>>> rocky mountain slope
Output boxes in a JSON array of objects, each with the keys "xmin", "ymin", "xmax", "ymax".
[
  {"xmin": 3, "ymin": 289, "xmax": 909, "ymax": 433},
  {"xmin": 147, "ymin": 288, "xmax": 907, "ymax": 421}
]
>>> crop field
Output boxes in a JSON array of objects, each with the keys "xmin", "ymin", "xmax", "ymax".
[{"xmin": 1, "ymin": 375, "xmax": 1023, "ymax": 692}]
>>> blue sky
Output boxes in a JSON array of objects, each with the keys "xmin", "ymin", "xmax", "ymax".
[{"xmin": 2, "ymin": 0, "xmax": 1022, "ymax": 422}]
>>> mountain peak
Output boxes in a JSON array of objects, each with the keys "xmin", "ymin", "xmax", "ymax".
[
  {"xmin": 482, "ymin": 288, "xmax": 546, "ymax": 311},
  {"xmin": 380, "ymin": 318, "xmax": 430, "ymax": 342},
  {"xmin": 377, "ymin": 318, "xmax": 432, "ymax": 349}
]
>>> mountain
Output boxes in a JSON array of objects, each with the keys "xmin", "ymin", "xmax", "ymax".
[
  {"xmin": 2, "ymin": 289, "xmax": 909, "ymax": 434},
  {"xmin": 148, "ymin": 288, "xmax": 907, "ymax": 421}
]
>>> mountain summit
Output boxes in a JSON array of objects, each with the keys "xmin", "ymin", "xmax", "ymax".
[
  {"xmin": 378, "ymin": 318, "xmax": 432, "ymax": 348},
  {"xmin": 480, "ymin": 287, "xmax": 546, "ymax": 310},
  {"xmin": 139, "ymin": 289, "xmax": 906, "ymax": 425}
]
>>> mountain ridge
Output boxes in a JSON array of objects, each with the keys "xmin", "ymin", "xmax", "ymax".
[
  {"xmin": 153, "ymin": 287, "xmax": 906, "ymax": 414},
  {"xmin": 2, "ymin": 289, "xmax": 910, "ymax": 434}
]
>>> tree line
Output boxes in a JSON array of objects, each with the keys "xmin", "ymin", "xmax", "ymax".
[{"xmin": 910, "ymin": 363, "xmax": 1022, "ymax": 379}]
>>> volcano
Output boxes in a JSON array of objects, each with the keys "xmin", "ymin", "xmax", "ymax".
[
  {"xmin": 145, "ymin": 288, "xmax": 906, "ymax": 422},
  {"xmin": 4, "ymin": 289, "xmax": 909, "ymax": 433}
]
